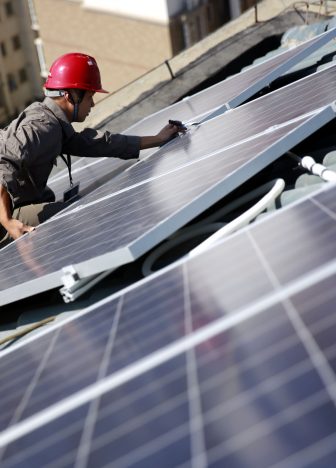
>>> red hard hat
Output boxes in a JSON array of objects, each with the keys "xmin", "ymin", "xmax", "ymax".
[{"xmin": 44, "ymin": 52, "xmax": 108, "ymax": 93}]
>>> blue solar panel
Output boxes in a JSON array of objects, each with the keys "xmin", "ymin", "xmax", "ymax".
[
  {"xmin": 121, "ymin": 27, "xmax": 336, "ymax": 134},
  {"xmin": 0, "ymin": 104, "xmax": 334, "ymax": 306},
  {"xmin": 0, "ymin": 182, "xmax": 336, "ymax": 466},
  {"xmin": 62, "ymin": 63, "xmax": 336, "ymax": 207}
]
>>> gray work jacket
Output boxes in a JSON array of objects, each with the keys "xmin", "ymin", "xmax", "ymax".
[{"xmin": 0, "ymin": 97, "xmax": 140, "ymax": 208}]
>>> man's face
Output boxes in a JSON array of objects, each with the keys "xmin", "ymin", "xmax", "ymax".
[{"xmin": 77, "ymin": 91, "xmax": 95, "ymax": 122}]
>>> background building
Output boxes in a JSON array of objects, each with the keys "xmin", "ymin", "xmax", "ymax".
[
  {"xmin": 32, "ymin": 0, "xmax": 256, "ymax": 98},
  {"xmin": 0, "ymin": 0, "xmax": 43, "ymax": 125}
]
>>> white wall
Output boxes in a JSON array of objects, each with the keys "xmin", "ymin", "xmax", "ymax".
[{"xmin": 83, "ymin": 0, "xmax": 186, "ymax": 23}]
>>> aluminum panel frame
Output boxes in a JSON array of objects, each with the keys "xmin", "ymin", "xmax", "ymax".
[{"xmin": 0, "ymin": 106, "xmax": 334, "ymax": 306}]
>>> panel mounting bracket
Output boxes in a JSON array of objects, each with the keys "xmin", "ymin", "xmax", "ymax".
[{"xmin": 60, "ymin": 265, "xmax": 115, "ymax": 303}]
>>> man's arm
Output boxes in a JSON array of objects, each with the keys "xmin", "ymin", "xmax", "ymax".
[
  {"xmin": 0, "ymin": 185, "xmax": 34, "ymax": 240},
  {"xmin": 65, "ymin": 123, "xmax": 185, "ymax": 159},
  {"xmin": 140, "ymin": 123, "xmax": 185, "ymax": 149}
]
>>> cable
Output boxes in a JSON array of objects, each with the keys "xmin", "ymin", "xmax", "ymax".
[
  {"xmin": 190, "ymin": 178, "xmax": 285, "ymax": 256},
  {"xmin": 0, "ymin": 316, "xmax": 56, "ymax": 347},
  {"xmin": 287, "ymin": 151, "xmax": 336, "ymax": 182},
  {"xmin": 142, "ymin": 178, "xmax": 285, "ymax": 275},
  {"xmin": 301, "ymin": 156, "xmax": 336, "ymax": 181},
  {"xmin": 193, "ymin": 178, "xmax": 286, "ymax": 226},
  {"xmin": 142, "ymin": 223, "xmax": 224, "ymax": 276}
]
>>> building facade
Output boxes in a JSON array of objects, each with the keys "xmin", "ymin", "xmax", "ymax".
[
  {"xmin": 32, "ymin": 0, "xmax": 256, "ymax": 97},
  {"xmin": 0, "ymin": 0, "xmax": 43, "ymax": 126}
]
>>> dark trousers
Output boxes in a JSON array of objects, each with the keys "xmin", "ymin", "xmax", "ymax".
[{"xmin": 0, "ymin": 202, "xmax": 66, "ymax": 248}]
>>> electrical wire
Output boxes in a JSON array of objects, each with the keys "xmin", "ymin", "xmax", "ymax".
[
  {"xmin": 191, "ymin": 178, "xmax": 285, "ymax": 256},
  {"xmin": 287, "ymin": 150, "xmax": 336, "ymax": 181},
  {"xmin": 193, "ymin": 178, "xmax": 286, "ymax": 226},
  {"xmin": 142, "ymin": 223, "xmax": 224, "ymax": 277},
  {"xmin": 0, "ymin": 316, "xmax": 56, "ymax": 347},
  {"xmin": 142, "ymin": 178, "xmax": 285, "ymax": 275}
]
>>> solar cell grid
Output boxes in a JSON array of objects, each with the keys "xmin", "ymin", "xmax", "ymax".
[
  {"xmin": 0, "ymin": 305, "xmax": 119, "ymax": 432},
  {"xmin": 61, "ymin": 63, "xmax": 336, "ymax": 208},
  {"xmin": 293, "ymin": 275, "xmax": 336, "ymax": 370},
  {"xmin": 2, "ymin": 275, "xmax": 336, "ymax": 467},
  {"xmin": 0, "ymin": 269, "xmax": 186, "ymax": 433},
  {"xmin": 0, "ymin": 331, "xmax": 59, "ymax": 432},
  {"xmin": 0, "ymin": 183, "xmax": 336, "ymax": 458},
  {"xmin": 1, "ymin": 112, "xmax": 327, "ymax": 305},
  {"xmin": 1, "ymin": 62, "xmax": 336, "ymax": 308},
  {"xmin": 250, "ymin": 198, "xmax": 336, "ymax": 285}
]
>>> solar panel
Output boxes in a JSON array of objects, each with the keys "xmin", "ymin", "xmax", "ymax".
[
  {"xmin": 0, "ymin": 102, "xmax": 334, "ymax": 306},
  {"xmin": 243, "ymin": 40, "xmax": 336, "ymax": 78},
  {"xmin": 0, "ymin": 181, "xmax": 336, "ymax": 466},
  {"xmin": 49, "ymin": 27, "xmax": 336, "ymax": 189},
  {"xmin": 55, "ymin": 63, "xmax": 336, "ymax": 209},
  {"xmin": 121, "ymin": 27, "xmax": 336, "ymax": 134}
]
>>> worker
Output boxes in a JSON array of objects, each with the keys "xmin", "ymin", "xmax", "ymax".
[{"xmin": 0, "ymin": 53, "xmax": 184, "ymax": 247}]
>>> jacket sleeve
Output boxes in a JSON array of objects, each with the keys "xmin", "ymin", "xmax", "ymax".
[
  {"xmin": 62, "ymin": 128, "xmax": 141, "ymax": 160},
  {"xmin": 0, "ymin": 125, "xmax": 33, "ymax": 198},
  {"xmin": 0, "ymin": 120, "xmax": 59, "ymax": 202},
  {"xmin": 0, "ymin": 158, "xmax": 20, "ymax": 200}
]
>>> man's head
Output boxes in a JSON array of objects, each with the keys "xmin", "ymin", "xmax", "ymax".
[{"xmin": 44, "ymin": 52, "xmax": 108, "ymax": 122}]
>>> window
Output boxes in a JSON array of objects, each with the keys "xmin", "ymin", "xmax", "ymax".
[
  {"xmin": 4, "ymin": 1, "xmax": 14, "ymax": 17},
  {"xmin": 185, "ymin": 0, "xmax": 200, "ymax": 10},
  {"xmin": 7, "ymin": 73, "xmax": 17, "ymax": 92},
  {"xmin": 19, "ymin": 68, "xmax": 28, "ymax": 84},
  {"xmin": 207, "ymin": 4, "xmax": 213, "ymax": 23},
  {"xmin": 12, "ymin": 35, "xmax": 21, "ymax": 51},
  {"xmin": 181, "ymin": 18, "xmax": 192, "ymax": 49},
  {"xmin": 196, "ymin": 14, "xmax": 202, "ymax": 38},
  {"xmin": 0, "ymin": 42, "xmax": 7, "ymax": 57}
]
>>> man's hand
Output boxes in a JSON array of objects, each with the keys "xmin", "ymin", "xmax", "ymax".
[
  {"xmin": 156, "ymin": 122, "xmax": 186, "ymax": 145},
  {"xmin": 0, "ymin": 185, "xmax": 35, "ymax": 241},
  {"xmin": 4, "ymin": 219, "xmax": 35, "ymax": 240},
  {"xmin": 139, "ymin": 122, "xmax": 186, "ymax": 150}
]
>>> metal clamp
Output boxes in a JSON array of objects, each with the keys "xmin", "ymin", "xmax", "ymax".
[{"xmin": 60, "ymin": 265, "xmax": 115, "ymax": 303}]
